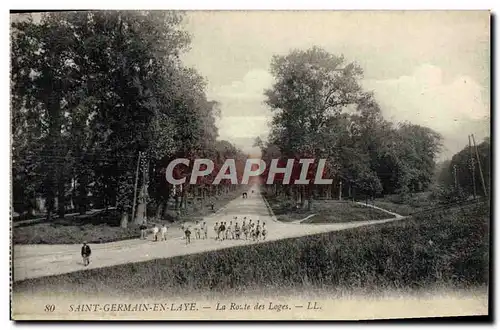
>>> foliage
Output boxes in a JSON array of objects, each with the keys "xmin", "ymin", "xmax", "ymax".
[
  {"xmin": 11, "ymin": 11, "xmax": 247, "ymax": 223},
  {"xmin": 258, "ymin": 47, "xmax": 442, "ymax": 203}
]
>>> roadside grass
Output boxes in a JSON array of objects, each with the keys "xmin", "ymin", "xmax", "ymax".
[
  {"xmin": 13, "ymin": 202, "xmax": 489, "ymax": 298},
  {"xmin": 12, "ymin": 222, "xmax": 141, "ymax": 245},
  {"xmin": 372, "ymin": 193, "xmax": 434, "ymax": 216},
  {"xmin": 13, "ymin": 188, "xmax": 246, "ymax": 245},
  {"xmin": 265, "ymin": 196, "xmax": 392, "ymax": 223}
]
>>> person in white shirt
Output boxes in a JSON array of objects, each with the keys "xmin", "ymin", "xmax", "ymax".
[
  {"xmin": 160, "ymin": 224, "xmax": 167, "ymax": 241},
  {"xmin": 242, "ymin": 220, "xmax": 248, "ymax": 240},
  {"xmin": 226, "ymin": 221, "xmax": 232, "ymax": 240},
  {"xmin": 195, "ymin": 221, "xmax": 201, "ymax": 240},
  {"xmin": 202, "ymin": 221, "xmax": 208, "ymax": 239},
  {"xmin": 214, "ymin": 222, "xmax": 220, "ymax": 240},
  {"xmin": 152, "ymin": 224, "xmax": 159, "ymax": 242},
  {"xmin": 234, "ymin": 222, "xmax": 240, "ymax": 240}
]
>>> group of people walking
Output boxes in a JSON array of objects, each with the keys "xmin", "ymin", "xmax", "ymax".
[
  {"xmin": 79, "ymin": 215, "xmax": 269, "ymax": 267},
  {"xmin": 137, "ymin": 216, "xmax": 268, "ymax": 246},
  {"xmin": 214, "ymin": 217, "xmax": 267, "ymax": 242},
  {"xmin": 140, "ymin": 221, "xmax": 169, "ymax": 241},
  {"xmin": 181, "ymin": 220, "xmax": 208, "ymax": 244}
]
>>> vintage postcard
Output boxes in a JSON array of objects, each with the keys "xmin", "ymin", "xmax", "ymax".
[{"xmin": 10, "ymin": 10, "xmax": 490, "ymax": 321}]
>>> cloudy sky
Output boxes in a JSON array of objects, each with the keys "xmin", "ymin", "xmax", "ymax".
[{"xmin": 180, "ymin": 11, "xmax": 490, "ymax": 160}]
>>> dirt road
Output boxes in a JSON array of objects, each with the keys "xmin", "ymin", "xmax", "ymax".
[{"xmin": 13, "ymin": 185, "xmax": 405, "ymax": 282}]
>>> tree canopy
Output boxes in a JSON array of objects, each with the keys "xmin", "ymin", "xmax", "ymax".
[
  {"xmin": 11, "ymin": 11, "xmax": 246, "ymax": 223},
  {"xmin": 258, "ymin": 47, "xmax": 443, "ymax": 204}
]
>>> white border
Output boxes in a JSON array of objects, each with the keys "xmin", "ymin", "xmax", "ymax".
[{"xmin": 3, "ymin": 1, "xmax": 497, "ymax": 329}]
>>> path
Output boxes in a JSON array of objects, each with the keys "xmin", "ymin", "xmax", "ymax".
[{"xmin": 13, "ymin": 185, "xmax": 405, "ymax": 282}]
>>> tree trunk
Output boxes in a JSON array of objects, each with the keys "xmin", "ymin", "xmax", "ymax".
[{"xmin": 135, "ymin": 184, "xmax": 147, "ymax": 225}]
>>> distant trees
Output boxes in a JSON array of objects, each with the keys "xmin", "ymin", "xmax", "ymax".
[
  {"xmin": 11, "ymin": 11, "xmax": 246, "ymax": 224},
  {"xmin": 258, "ymin": 47, "xmax": 443, "ymax": 204}
]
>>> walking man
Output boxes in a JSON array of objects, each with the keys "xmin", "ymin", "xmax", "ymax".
[
  {"xmin": 81, "ymin": 242, "xmax": 91, "ymax": 267},
  {"xmin": 185, "ymin": 226, "xmax": 192, "ymax": 245},
  {"xmin": 139, "ymin": 221, "xmax": 147, "ymax": 240}
]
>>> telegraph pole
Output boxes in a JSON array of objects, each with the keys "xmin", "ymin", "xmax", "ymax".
[
  {"xmin": 471, "ymin": 134, "xmax": 488, "ymax": 197},
  {"xmin": 142, "ymin": 154, "xmax": 149, "ymax": 222},
  {"xmin": 468, "ymin": 135, "xmax": 477, "ymax": 200}
]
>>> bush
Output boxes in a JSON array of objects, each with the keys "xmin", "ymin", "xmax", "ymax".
[{"xmin": 430, "ymin": 185, "xmax": 468, "ymax": 204}]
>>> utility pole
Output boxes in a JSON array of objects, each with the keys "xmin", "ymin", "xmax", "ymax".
[
  {"xmin": 131, "ymin": 151, "xmax": 141, "ymax": 223},
  {"xmin": 472, "ymin": 134, "xmax": 488, "ymax": 197},
  {"xmin": 468, "ymin": 135, "xmax": 477, "ymax": 200},
  {"xmin": 142, "ymin": 155, "xmax": 149, "ymax": 222}
]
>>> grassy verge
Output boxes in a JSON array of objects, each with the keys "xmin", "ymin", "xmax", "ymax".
[
  {"xmin": 372, "ymin": 193, "xmax": 434, "ymax": 216},
  {"xmin": 13, "ymin": 202, "xmax": 489, "ymax": 298},
  {"xmin": 265, "ymin": 195, "xmax": 393, "ymax": 223},
  {"xmin": 13, "ymin": 187, "xmax": 246, "ymax": 245}
]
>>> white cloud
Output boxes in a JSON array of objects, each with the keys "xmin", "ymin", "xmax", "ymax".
[
  {"xmin": 213, "ymin": 64, "xmax": 491, "ymax": 160},
  {"xmin": 362, "ymin": 64, "xmax": 490, "ymax": 159},
  {"xmin": 363, "ymin": 64, "xmax": 489, "ymax": 131},
  {"xmin": 210, "ymin": 69, "xmax": 274, "ymax": 150},
  {"xmin": 209, "ymin": 69, "xmax": 274, "ymax": 101},
  {"xmin": 216, "ymin": 116, "xmax": 270, "ymax": 140}
]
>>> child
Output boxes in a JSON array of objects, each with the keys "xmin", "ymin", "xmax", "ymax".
[
  {"xmin": 202, "ymin": 221, "xmax": 208, "ymax": 239},
  {"xmin": 220, "ymin": 222, "xmax": 226, "ymax": 240},
  {"xmin": 255, "ymin": 222, "xmax": 261, "ymax": 241},
  {"xmin": 160, "ymin": 224, "xmax": 168, "ymax": 241},
  {"xmin": 227, "ymin": 221, "xmax": 233, "ymax": 240},
  {"xmin": 248, "ymin": 219, "xmax": 254, "ymax": 239},
  {"xmin": 152, "ymin": 224, "xmax": 159, "ymax": 242},
  {"xmin": 214, "ymin": 222, "xmax": 219, "ymax": 240},
  {"xmin": 234, "ymin": 222, "xmax": 240, "ymax": 240},
  {"xmin": 242, "ymin": 220, "xmax": 248, "ymax": 240},
  {"xmin": 262, "ymin": 222, "xmax": 267, "ymax": 240},
  {"xmin": 81, "ymin": 242, "xmax": 91, "ymax": 267},
  {"xmin": 195, "ymin": 221, "xmax": 201, "ymax": 240}
]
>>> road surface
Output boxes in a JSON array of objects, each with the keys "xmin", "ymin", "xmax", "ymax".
[{"xmin": 13, "ymin": 185, "xmax": 405, "ymax": 282}]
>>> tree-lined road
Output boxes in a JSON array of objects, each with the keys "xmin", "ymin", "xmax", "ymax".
[{"xmin": 13, "ymin": 185, "xmax": 405, "ymax": 282}]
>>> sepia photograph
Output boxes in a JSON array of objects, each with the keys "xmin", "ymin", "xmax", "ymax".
[{"xmin": 9, "ymin": 10, "xmax": 490, "ymax": 320}]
